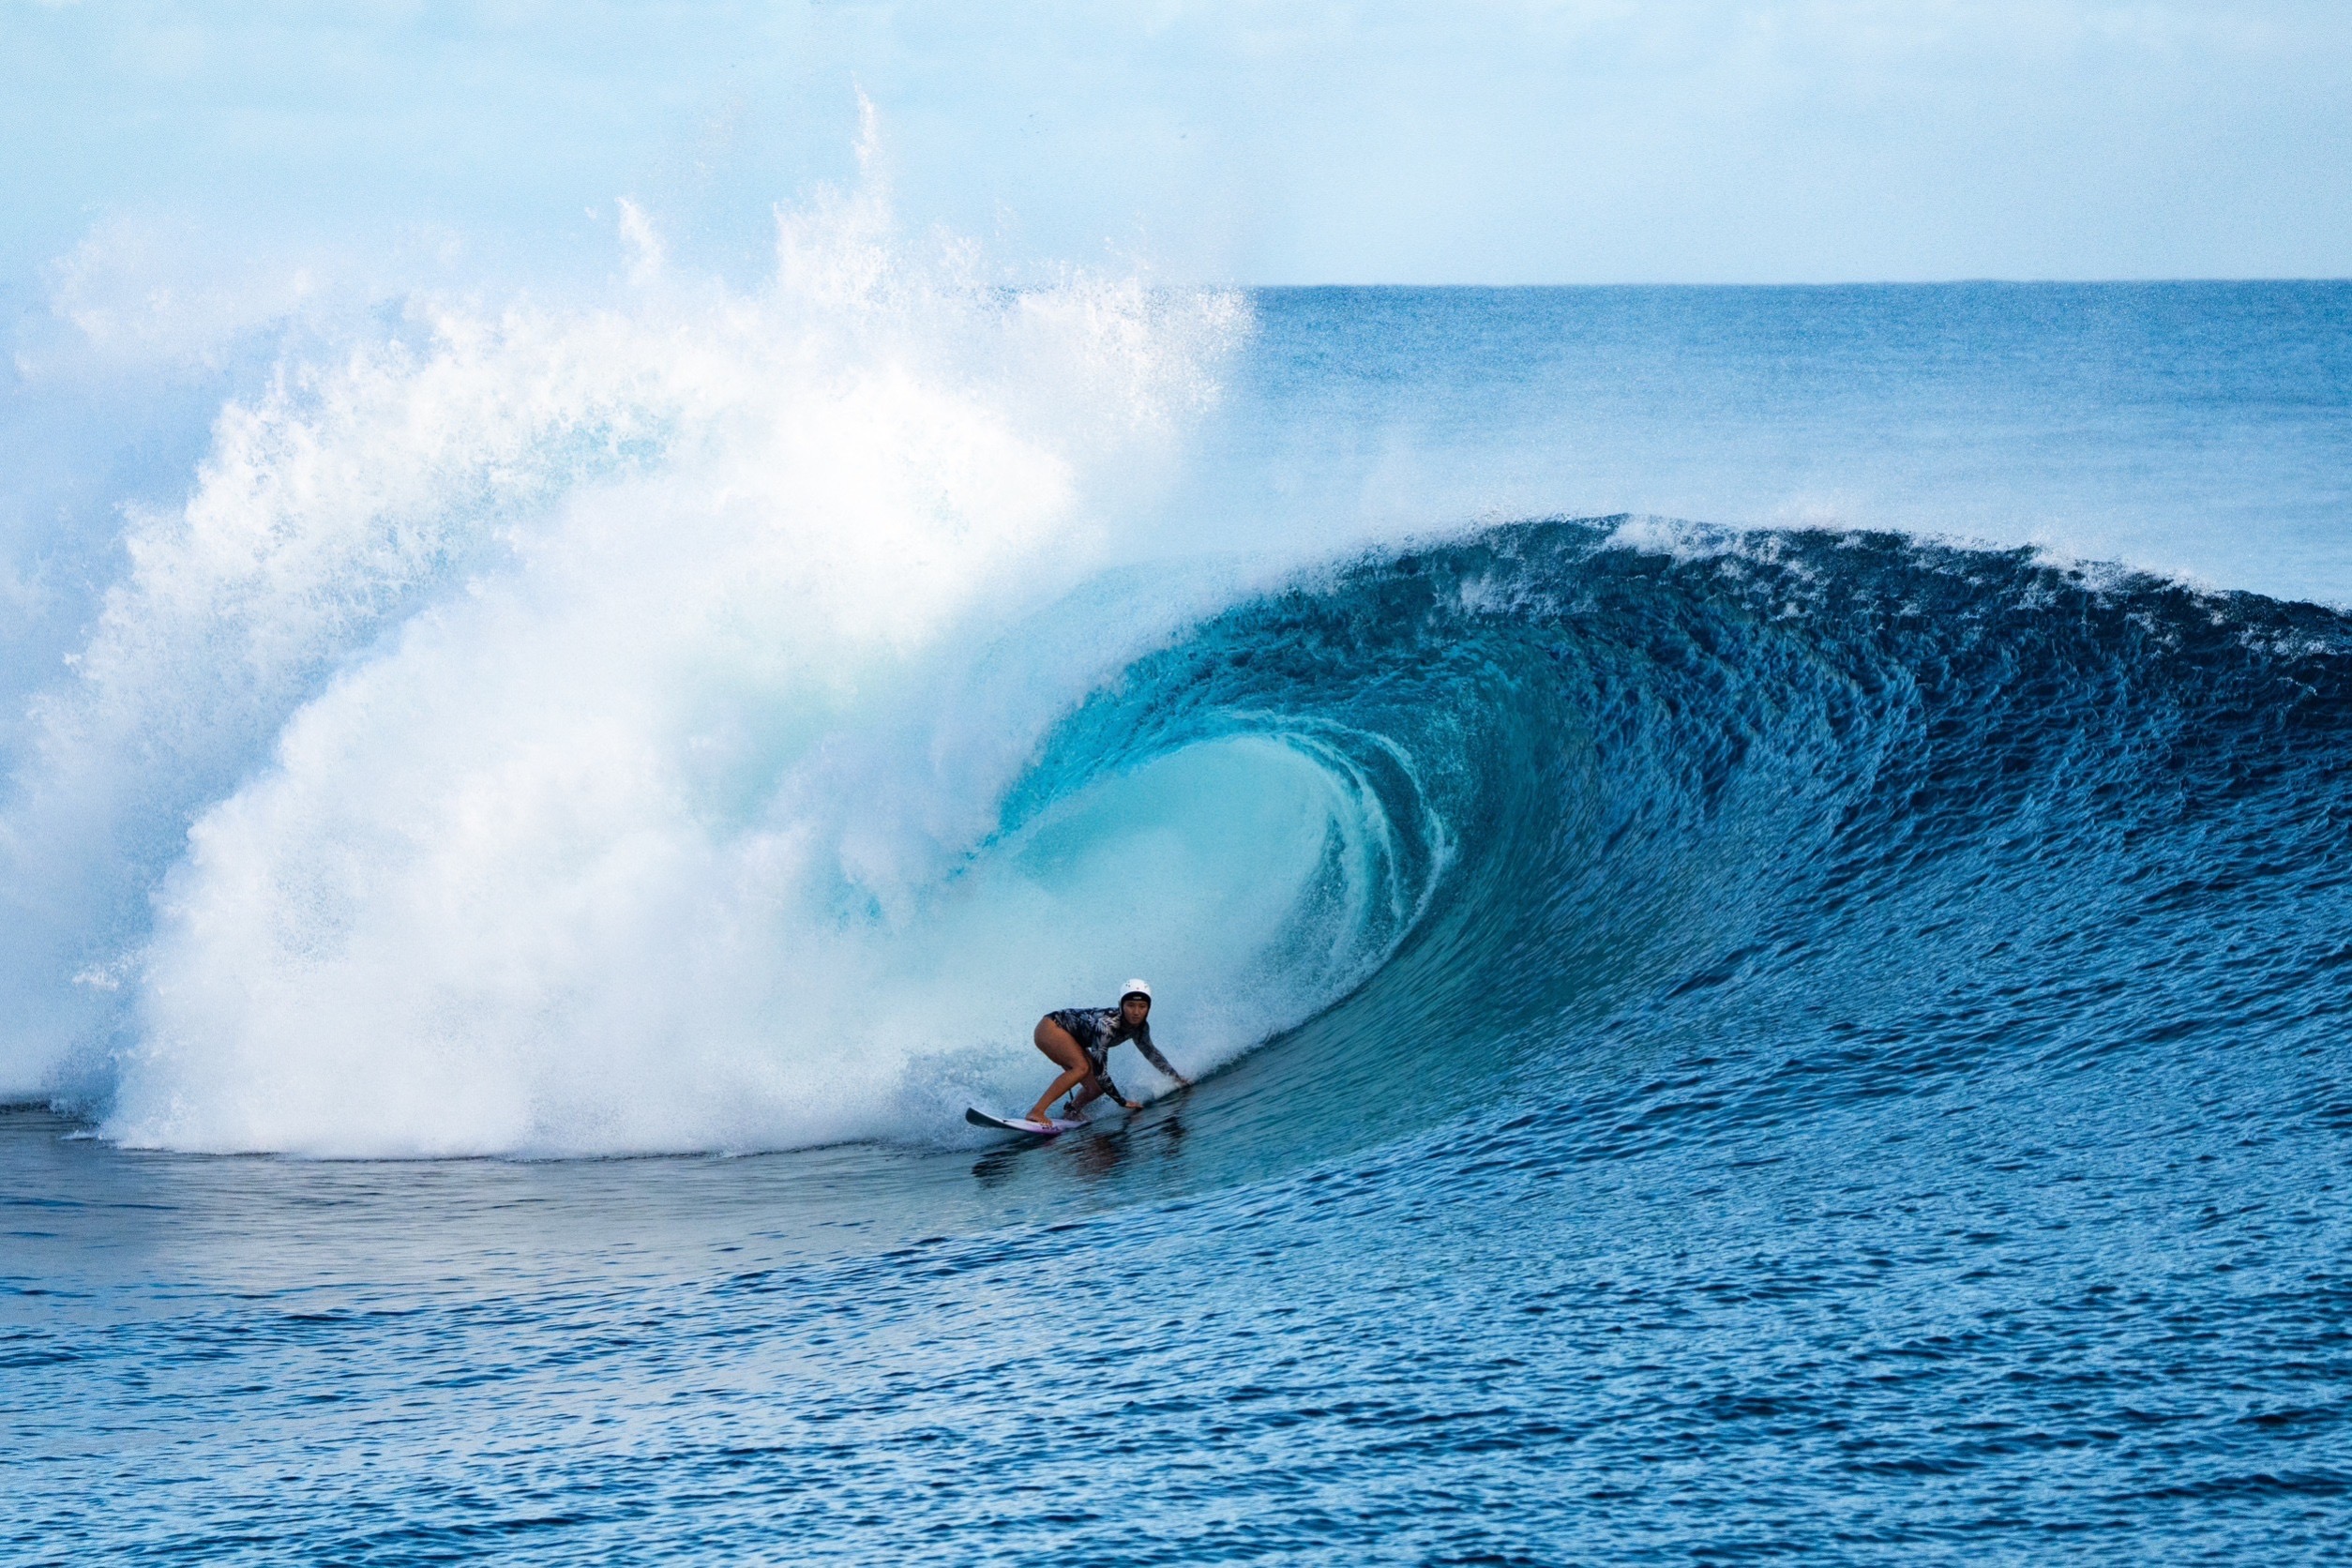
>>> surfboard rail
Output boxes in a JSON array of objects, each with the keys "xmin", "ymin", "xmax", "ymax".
[{"xmin": 965, "ymin": 1106, "xmax": 1086, "ymax": 1137}]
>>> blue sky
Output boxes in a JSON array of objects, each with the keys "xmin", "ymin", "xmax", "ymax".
[{"xmin": 6, "ymin": 0, "xmax": 2350, "ymax": 290}]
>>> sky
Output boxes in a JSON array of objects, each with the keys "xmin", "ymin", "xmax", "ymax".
[{"xmin": 5, "ymin": 0, "xmax": 2350, "ymax": 295}]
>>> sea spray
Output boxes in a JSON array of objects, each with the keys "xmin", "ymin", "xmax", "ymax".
[{"xmin": 0, "ymin": 188, "xmax": 1377, "ymax": 1153}]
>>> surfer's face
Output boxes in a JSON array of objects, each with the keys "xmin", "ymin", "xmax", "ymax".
[{"xmin": 1121, "ymin": 995, "xmax": 1150, "ymax": 1027}]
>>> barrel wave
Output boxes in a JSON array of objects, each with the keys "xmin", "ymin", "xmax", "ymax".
[
  {"xmin": 29, "ymin": 473, "xmax": 2350, "ymax": 1164},
  {"xmin": 44, "ymin": 490, "xmax": 2352, "ymax": 1159},
  {"xmin": 1015, "ymin": 517, "xmax": 2352, "ymax": 1170},
  {"xmin": 5, "ymin": 208, "xmax": 2340, "ymax": 1167}
]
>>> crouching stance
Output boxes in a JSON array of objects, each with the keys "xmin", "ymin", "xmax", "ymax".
[{"xmin": 1027, "ymin": 980, "xmax": 1190, "ymax": 1123}]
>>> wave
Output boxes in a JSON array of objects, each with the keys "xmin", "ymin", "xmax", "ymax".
[
  {"xmin": 82, "ymin": 498, "xmax": 2352, "ymax": 1156},
  {"xmin": 1156, "ymin": 520, "xmax": 2352, "ymax": 1157},
  {"xmin": 7, "ymin": 196, "xmax": 2346, "ymax": 1157}
]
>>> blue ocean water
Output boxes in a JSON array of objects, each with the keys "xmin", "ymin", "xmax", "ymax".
[{"xmin": 6, "ymin": 279, "xmax": 2352, "ymax": 1562}]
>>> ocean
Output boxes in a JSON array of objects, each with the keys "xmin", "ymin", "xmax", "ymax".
[{"xmin": 5, "ymin": 263, "xmax": 2350, "ymax": 1562}]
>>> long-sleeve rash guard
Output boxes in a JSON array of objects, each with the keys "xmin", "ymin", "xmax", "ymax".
[{"xmin": 1048, "ymin": 1006, "xmax": 1179, "ymax": 1104}]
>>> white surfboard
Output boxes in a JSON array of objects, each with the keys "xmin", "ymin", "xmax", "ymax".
[{"xmin": 965, "ymin": 1106, "xmax": 1086, "ymax": 1138}]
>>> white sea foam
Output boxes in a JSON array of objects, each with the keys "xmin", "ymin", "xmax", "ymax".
[{"xmin": 0, "ymin": 179, "xmax": 1432, "ymax": 1155}]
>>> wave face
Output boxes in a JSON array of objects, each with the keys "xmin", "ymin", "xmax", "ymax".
[{"xmin": 1040, "ymin": 520, "xmax": 2352, "ymax": 1158}]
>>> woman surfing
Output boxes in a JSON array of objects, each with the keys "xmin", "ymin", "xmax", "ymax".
[{"xmin": 1023, "ymin": 980, "xmax": 1189, "ymax": 1125}]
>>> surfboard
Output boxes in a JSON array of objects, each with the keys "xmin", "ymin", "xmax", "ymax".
[{"xmin": 965, "ymin": 1107, "xmax": 1086, "ymax": 1138}]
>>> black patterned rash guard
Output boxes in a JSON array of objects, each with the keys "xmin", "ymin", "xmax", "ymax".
[{"xmin": 1048, "ymin": 1007, "xmax": 1179, "ymax": 1104}]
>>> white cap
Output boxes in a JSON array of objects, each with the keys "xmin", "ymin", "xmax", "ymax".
[{"xmin": 1120, "ymin": 978, "xmax": 1153, "ymax": 1002}]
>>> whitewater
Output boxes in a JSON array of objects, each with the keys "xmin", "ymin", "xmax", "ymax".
[{"xmin": 6, "ymin": 192, "xmax": 2351, "ymax": 1562}]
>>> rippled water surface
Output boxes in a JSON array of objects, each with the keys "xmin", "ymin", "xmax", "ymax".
[
  {"xmin": 11, "ymin": 1024, "xmax": 2351, "ymax": 1565},
  {"xmin": 8, "ymin": 286, "xmax": 2352, "ymax": 1562}
]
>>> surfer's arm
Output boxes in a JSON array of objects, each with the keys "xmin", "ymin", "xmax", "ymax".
[
  {"xmin": 1090, "ymin": 1067, "xmax": 1138, "ymax": 1110},
  {"xmin": 1130, "ymin": 1024, "xmax": 1189, "ymax": 1087}
]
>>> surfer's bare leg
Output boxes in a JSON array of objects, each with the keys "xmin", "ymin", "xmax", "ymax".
[{"xmin": 1028, "ymin": 1018, "xmax": 1092, "ymax": 1122}]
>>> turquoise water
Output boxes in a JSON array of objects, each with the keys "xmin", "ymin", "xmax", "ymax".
[{"xmin": 6, "ymin": 283, "xmax": 2352, "ymax": 1561}]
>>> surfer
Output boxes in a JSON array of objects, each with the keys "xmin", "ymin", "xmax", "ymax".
[{"xmin": 1026, "ymin": 980, "xmax": 1190, "ymax": 1123}]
